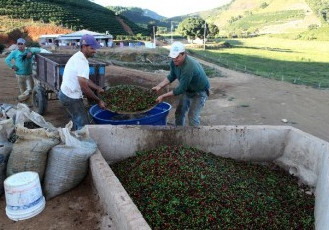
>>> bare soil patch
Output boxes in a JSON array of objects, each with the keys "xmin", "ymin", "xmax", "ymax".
[
  {"xmin": 0, "ymin": 175, "xmax": 113, "ymax": 230},
  {"xmin": 0, "ymin": 58, "xmax": 112, "ymax": 229},
  {"xmin": 107, "ymin": 57, "xmax": 329, "ymax": 143}
]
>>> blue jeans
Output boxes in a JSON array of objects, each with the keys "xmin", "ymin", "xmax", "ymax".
[
  {"xmin": 175, "ymin": 91, "xmax": 208, "ymax": 126},
  {"xmin": 58, "ymin": 90, "xmax": 90, "ymax": 130}
]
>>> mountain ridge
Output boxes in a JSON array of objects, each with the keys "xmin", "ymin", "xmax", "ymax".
[
  {"xmin": 107, "ymin": 0, "xmax": 325, "ymax": 37},
  {"xmin": 207, "ymin": 0, "xmax": 322, "ymax": 35},
  {"xmin": 0, "ymin": 0, "xmax": 148, "ymax": 37},
  {"xmin": 1, "ymin": 0, "xmax": 328, "ymax": 43}
]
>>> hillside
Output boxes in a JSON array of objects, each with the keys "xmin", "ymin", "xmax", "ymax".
[
  {"xmin": 107, "ymin": 6, "xmax": 165, "ymax": 22},
  {"xmin": 157, "ymin": 0, "xmax": 327, "ymax": 38},
  {"xmin": 203, "ymin": 0, "xmax": 323, "ymax": 36},
  {"xmin": 107, "ymin": 6, "xmax": 170, "ymax": 30},
  {"xmin": 0, "ymin": 0, "xmax": 149, "ymax": 37},
  {"xmin": 143, "ymin": 9, "xmax": 165, "ymax": 21},
  {"xmin": 107, "ymin": 6, "xmax": 158, "ymax": 26},
  {"xmin": 107, "ymin": 0, "xmax": 326, "ymax": 39}
]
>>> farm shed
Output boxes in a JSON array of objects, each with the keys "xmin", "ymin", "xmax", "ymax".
[
  {"xmin": 38, "ymin": 34, "xmax": 63, "ymax": 46},
  {"xmin": 56, "ymin": 29, "xmax": 113, "ymax": 47}
]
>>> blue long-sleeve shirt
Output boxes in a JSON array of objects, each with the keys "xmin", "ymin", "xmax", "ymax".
[
  {"xmin": 5, "ymin": 47, "xmax": 41, "ymax": 75},
  {"xmin": 167, "ymin": 55, "xmax": 210, "ymax": 96}
]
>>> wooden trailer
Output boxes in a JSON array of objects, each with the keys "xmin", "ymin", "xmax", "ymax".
[{"xmin": 32, "ymin": 53, "xmax": 105, "ymax": 115}]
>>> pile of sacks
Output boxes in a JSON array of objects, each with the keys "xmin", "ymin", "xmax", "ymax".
[{"xmin": 0, "ymin": 103, "xmax": 97, "ymax": 200}]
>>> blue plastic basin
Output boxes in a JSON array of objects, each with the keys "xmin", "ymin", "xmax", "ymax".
[{"xmin": 89, "ymin": 102, "xmax": 172, "ymax": 125}]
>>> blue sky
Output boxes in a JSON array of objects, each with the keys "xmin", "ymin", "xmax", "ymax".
[{"xmin": 92, "ymin": 0, "xmax": 232, "ymax": 18}]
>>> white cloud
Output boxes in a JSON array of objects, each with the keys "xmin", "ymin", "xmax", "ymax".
[{"xmin": 92, "ymin": 0, "xmax": 232, "ymax": 18}]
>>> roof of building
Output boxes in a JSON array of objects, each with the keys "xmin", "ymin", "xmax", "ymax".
[
  {"xmin": 39, "ymin": 34, "xmax": 63, "ymax": 38},
  {"xmin": 57, "ymin": 29, "xmax": 113, "ymax": 40}
]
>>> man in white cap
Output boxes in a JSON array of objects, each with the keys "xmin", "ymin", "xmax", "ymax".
[
  {"xmin": 152, "ymin": 41, "xmax": 210, "ymax": 126},
  {"xmin": 5, "ymin": 38, "xmax": 41, "ymax": 102},
  {"xmin": 58, "ymin": 34, "xmax": 105, "ymax": 130}
]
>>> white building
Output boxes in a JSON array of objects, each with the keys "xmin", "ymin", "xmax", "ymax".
[
  {"xmin": 56, "ymin": 29, "xmax": 113, "ymax": 47},
  {"xmin": 39, "ymin": 34, "xmax": 63, "ymax": 46}
]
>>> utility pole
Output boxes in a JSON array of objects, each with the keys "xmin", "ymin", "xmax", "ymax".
[
  {"xmin": 203, "ymin": 22, "xmax": 207, "ymax": 50},
  {"xmin": 153, "ymin": 26, "xmax": 156, "ymax": 48},
  {"xmin": 171, "ymin": 21, "xmax": 173, "ymax": 44}
]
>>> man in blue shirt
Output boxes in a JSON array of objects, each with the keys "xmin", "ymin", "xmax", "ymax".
[
  {"xmin": 152, "ymin": 41, "xmax": 210, "ymax": 126},
  {"xmin": 5, "ymin": 38, "xmax": 41, "ymax": 102}
]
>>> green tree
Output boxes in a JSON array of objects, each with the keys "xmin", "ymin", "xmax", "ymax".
[
  {"xmin": 208, "ymin": 24, "xmax": 219, "ymax": 37},
  {"xmin": 7, "ymin": 28, "xmax": 25, "ymax": 43},
  {"xmin": 157, "ymin": 26, "xmax": 167, "ymax": 34},
  {"xmin": 177, "ymin": 17, "xmax": 207, "ymax": 40},
  {"xmin": 260, "ymin": 2, "xmax": 269, "ymax": 9},
  {"xmin": 147, "ymin": 23, "xmax": 157, "ymax": 35}
]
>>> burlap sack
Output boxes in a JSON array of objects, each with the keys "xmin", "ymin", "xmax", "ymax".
[
  {"xmin": 6, "ymin": 124, "xmax": 60, "ymax": 179},
  {"xmin": 43, "ymin": 125, "xmax": 97, "ymax": 200},
  {"xmin": 0, "ymin": 122, "xmax": 13, "ymax": 195}
]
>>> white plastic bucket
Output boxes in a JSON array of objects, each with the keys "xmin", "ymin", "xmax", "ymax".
[{"xmin": 4, "ymin": 171, "xmax": 46, "ymax": 221}]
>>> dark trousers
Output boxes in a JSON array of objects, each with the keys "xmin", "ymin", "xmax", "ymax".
[{"xmin": 58, "ymin": 90, "xmax": 90, "ymax": 130}]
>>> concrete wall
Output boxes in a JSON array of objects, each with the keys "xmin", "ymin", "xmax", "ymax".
[
  {"xmin": 90, "ymin": 150, "xmax": 151, "ymax": 230},
  {"xmin": 88, "ymin": 125, "xmax": 329, "ymax": 230},
  {"xmin": 88, "ymin": 125, "xmax": 289, "ymax": 163}
]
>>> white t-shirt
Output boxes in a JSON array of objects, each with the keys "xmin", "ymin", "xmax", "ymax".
[{"xmin": 60, "ymin": 51, "xmax": 89, "ymax": 99}]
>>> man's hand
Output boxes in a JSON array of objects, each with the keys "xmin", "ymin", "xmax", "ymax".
[
  {"xmin": 156, "ymin": 95, "xmax": 164, "ymax": 103},
  {"xmin": 26, "ymin": 52, "xmax": 32, "ymax": 59},
  {"xmin": 12, "ymin": 65, "xmax": 18, "ymax": 71},
  {"xmin": 97, "ymin": 87, "xmax": 104, "ymax": 94},
  {"xmin": 155, "ymin": 91, "xmax": 173, "ymax": 103},
  {"xmin": 152, "ymin": 78, "xmax": 170, "ymax": 92},
  {"xmin": 22, "ymin": 52, "xmax": 32, "ymax": 61},
  {"xmin": 98, "ymin": 100, "xmax": 106, "ymax": 109},
  {"xmin": 152, "ymin": 86, "xmax": 161, "ymax": 92}
]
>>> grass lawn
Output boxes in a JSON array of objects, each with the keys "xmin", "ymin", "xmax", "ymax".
[{"xmin": 189, "ymin": 35, "xmax": 329, "ymax": 88}]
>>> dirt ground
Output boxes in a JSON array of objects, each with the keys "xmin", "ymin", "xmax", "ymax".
[
  {"xmin": 0, "ymin": 175, "xmax": 113, "ymax": 230},
  {"xmin": 1, "ymin": 49, "xmax": 329, "ymax": 229},
  {"xmin": 0, "ymin": 57, "xmax": 112, "ymax": 230},
  {"xmin": 106, "ymin": 57, "xmax": 329, "ymax": 143}
]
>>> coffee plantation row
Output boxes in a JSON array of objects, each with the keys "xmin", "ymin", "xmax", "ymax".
[{"xmin": 0, "ymin": 0, "xmax": 149, "ymax": 36}]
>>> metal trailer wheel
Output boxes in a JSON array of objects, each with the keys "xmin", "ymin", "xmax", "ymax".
[{"xmin": 32, "ymin": 85, "xmax": 48, "ymax": 115}]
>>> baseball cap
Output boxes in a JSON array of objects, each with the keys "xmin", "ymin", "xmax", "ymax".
[
  {"xmin": 169, "ymin": 41, "xmax": 185, "ymax": 58},
  {"xmin": 80, "ymin": 34, "xmax": 101, "ymax": 49},
  {"xmin": 17, "ymin": 38, "xmax": 26, "ymax": 44}
]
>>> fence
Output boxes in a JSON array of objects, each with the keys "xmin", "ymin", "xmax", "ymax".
[{"xmin": 190, "ymin": 51, "xmax": 329, "ymax": 89}]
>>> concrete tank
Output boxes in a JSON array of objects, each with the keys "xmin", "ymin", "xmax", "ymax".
[{"xmin": 87, "ymin": 125, "xmax": 329, "ymax": 230}]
